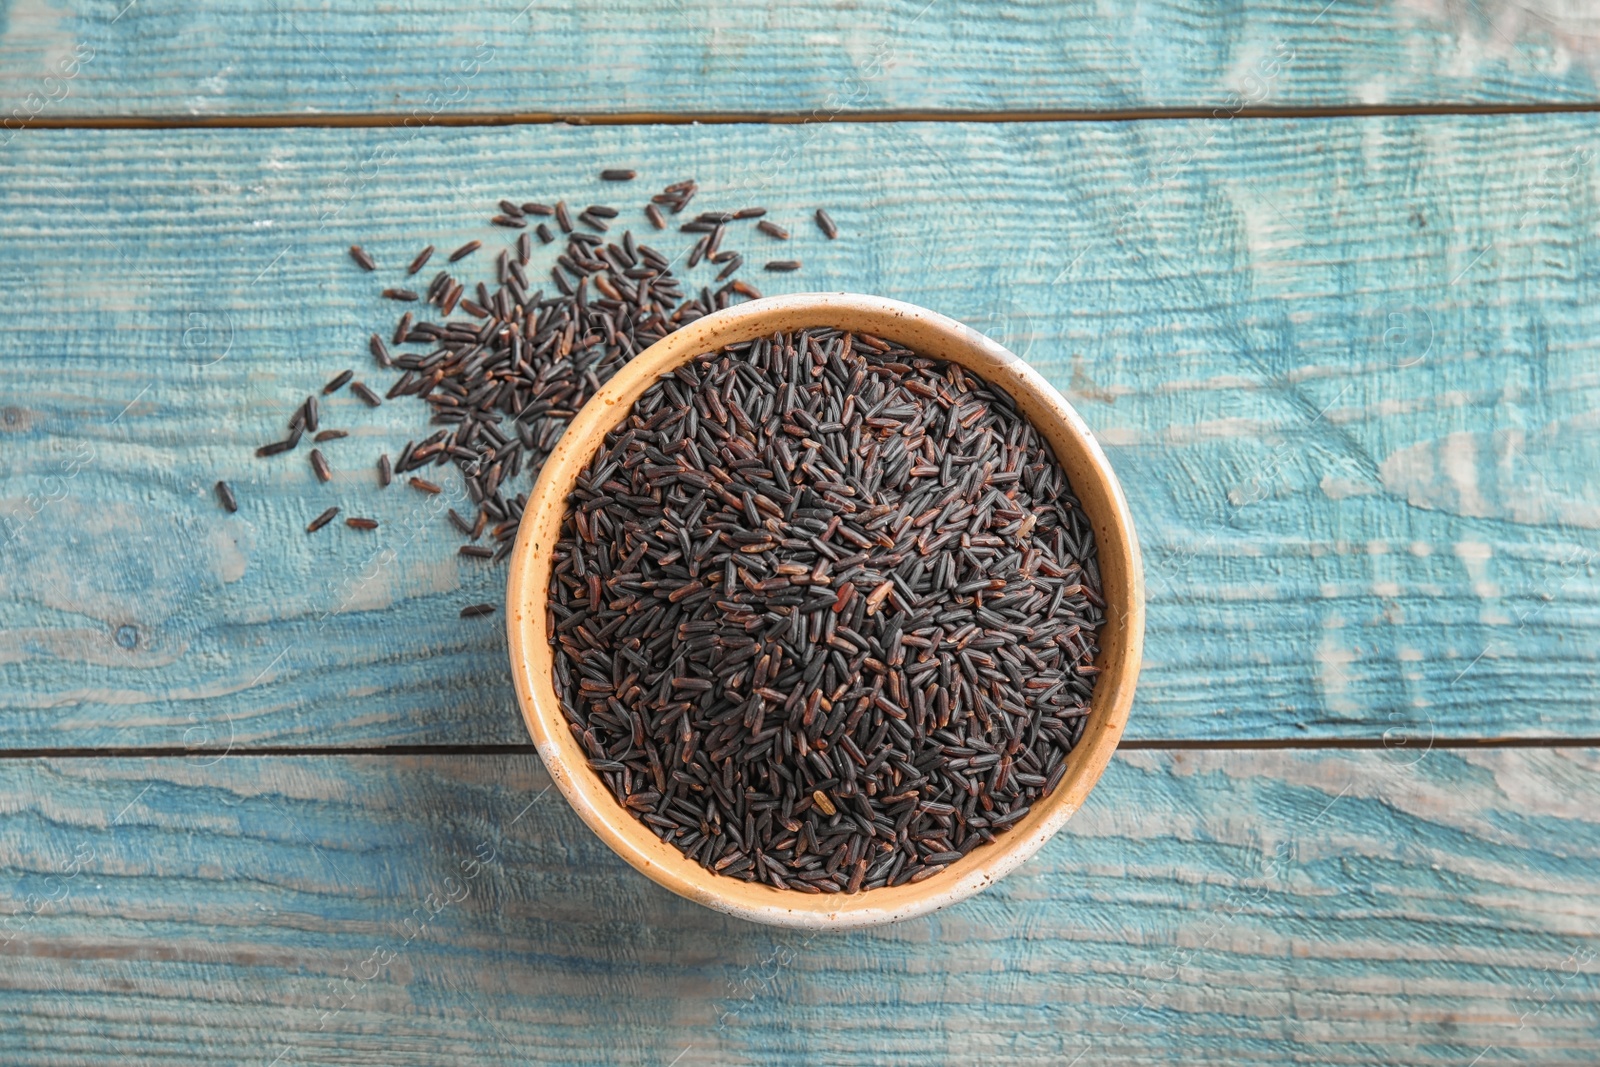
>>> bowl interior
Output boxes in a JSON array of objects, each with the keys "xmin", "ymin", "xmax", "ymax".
[{"xmin": 506, "ymin": 293, "xmax": 1144, "ymax": 929}]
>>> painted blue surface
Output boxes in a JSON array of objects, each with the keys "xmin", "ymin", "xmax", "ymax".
[
  {"xmin": 1, "ymin": 119, "xmax": 1596, "ymax": 748},
  {"xmin": 0, "ymin": 750, "xmax": 1595, "ymax": 1064},
  {"xmin": 0, "ymin": 12, "xmax": 1597, "ymax": 1062},
  {"xmin": 0, "ymin": 0, "xmax": 1596, "ymax": 117}
]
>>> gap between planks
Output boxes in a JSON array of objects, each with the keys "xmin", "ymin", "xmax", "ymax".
[
  {"xmin": 16, "ymin": 101, "xmax": 1600, "ymax": 131},
  {"xmin": 0, "ymin": 738, "xmax": 1596, "ymax": 760}
]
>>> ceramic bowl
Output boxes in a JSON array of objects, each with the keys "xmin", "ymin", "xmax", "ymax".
[{"xmin": 506, "ymin": 293, "xmax": 1143, "ymax": 929}]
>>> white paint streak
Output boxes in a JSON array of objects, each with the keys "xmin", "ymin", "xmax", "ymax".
[
  {"xmin": 1385, "ymin": 419, "xmax": 1600, "ymax": 528},
  {"xmin": 1455, "ymin": 541, "xmax": 1501, "ymax": 599},
  {"xmin": 1320, "ymin": 475, "xmax": 1377, "ymax": 500},
  {"xmin": 1162, "ymin": 418, "xmax": 1277, "ymax": 444},
  {"xmin": 1095, "ymin": 426, "xmax": 1143, "ymax": 446},
  {"xmin": 1154, "ymin": 374, "xmax": 1259, "ymax": 395},
  {"xmin": 1316, "ymin": 616, "xmax": 1358, "ymax": 715},
  {"xmin": 208, "ymin": 526, "xmax": 248, "ymax": 584},
  {"xmin": 1442, "ymin": 430, "xmax": 1489, "ymax": 518}
]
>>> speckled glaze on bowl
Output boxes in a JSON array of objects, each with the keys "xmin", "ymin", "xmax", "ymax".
[{"xmin": 506, "ymin": 293, "xmax": 1144, "ymax": 930}]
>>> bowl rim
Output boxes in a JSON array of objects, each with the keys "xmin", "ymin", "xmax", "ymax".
[{"xmin": 506, "ymin": 292, "xmax": 1144, "ymax": 930}]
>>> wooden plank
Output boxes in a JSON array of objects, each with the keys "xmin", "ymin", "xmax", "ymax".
[
  {"xmin": 1, "ymin": 118, "xmax": 1598, "ymax": 749},
  {"xmin": 0, "ymin": 749, "xmax": 1595, "ymax": 1064},
  {"xmin": 1, "ymin": 0, "xmax": 1598, "ymax": 120}
]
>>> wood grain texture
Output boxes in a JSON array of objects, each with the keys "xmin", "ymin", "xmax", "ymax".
[
  {"xmin": 0, "ymin": 749, "xmax": 1596, "ymax": 1065},
  {"xmin": 1, "ymin": 117, "xmax": 1598, "ymax": 750},
  {"xmin": 0, "ymin": 0, "xmax": 1598, "ymax": 119}
]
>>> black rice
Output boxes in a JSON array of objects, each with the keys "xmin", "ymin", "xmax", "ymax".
[
  {"xmin": 256, "ymin": 437, "xmax": 298, "ymax": 458},
  {"xmin": 549, "ymin": 330, "xmax": 1103, "ymax": 893},
  {"xmin": 601, "ymin": 169, "xmax": 637, "ymax": 181},
  {"xmin": 814, "ymin": 208, "xmax": 838, "ymax": 240},
  {"xmin": 349, "ymin": 245, "xmax": 376, "ymax": 271},
  {"xmin": 652, "ymin": 179, "xmax": 696, "ymax": 214},
  {"xmin": 757, "ymin": 220, "xmax": 789, "ymax": 240},
  {"xmin": 460, "ymin": 603, "xmax": 497, "ymax": 617},
  {"xmin": 765, "ymin": 260, "xmax": 801, "ymax": 272},
  {"xmin": 346, "ymin": 517, "xmax": 379, "ymax": 530},
  {"xmin": 336, "ymin": 187, "xmax": 805, "ymax": 559},
  {"xmin": 307, "ymin": 506, "xmax": 339, "ymax": 533},
  {"xmin": 252, "ymin": 173, "xmax": 856, "ymax": 626},
  {"xmin": 215, "ymin": 480, "xmax": 237, "ymax": 513}
]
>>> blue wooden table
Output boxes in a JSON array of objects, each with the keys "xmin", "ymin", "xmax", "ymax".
[{"xmin": 2, "ymin": 3, "xmax": 1598, "ymax": 1064}]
